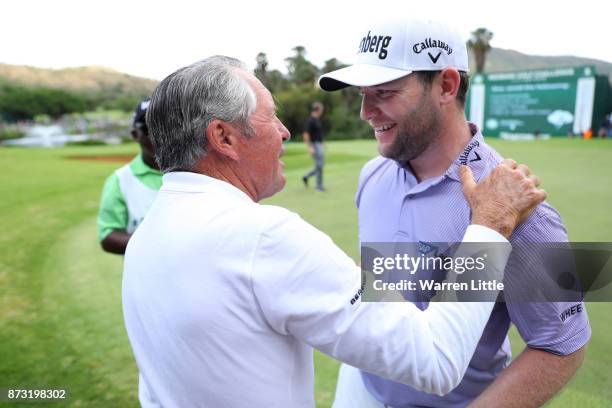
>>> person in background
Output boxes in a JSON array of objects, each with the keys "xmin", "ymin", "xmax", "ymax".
[
  {"xmin": 302, "ymin": 101, "xmax": 326, "ymax": 191},
  {"xmin": 97, "ymin": 98, "xmax": 162, "ymax": 255},
  {"xmin": 597, "ymin": 113, "xmax": 611, "ymax": 138}
]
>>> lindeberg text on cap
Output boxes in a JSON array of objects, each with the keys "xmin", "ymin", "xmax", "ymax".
[{"xmin": 318, "ymin": 19, "xmax": 469, "ymax": 92}]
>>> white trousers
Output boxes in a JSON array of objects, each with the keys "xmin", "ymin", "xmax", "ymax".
[{"xmin": 332, "ymin": 363, "xmax": 386, "ymax": 408}]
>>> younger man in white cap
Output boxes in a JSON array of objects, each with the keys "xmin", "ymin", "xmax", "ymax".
[{"xmin": 320, "ymin": 19, "xmax": 589, "ymax": 408}]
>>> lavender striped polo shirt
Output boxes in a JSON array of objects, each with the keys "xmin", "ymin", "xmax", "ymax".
[{"xmin": 357, "ymin": 124, "xmax": 591, "ymax": 408}]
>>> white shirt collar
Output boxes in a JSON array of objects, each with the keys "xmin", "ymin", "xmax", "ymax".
[{"xmin": 161, "ymin": 171, "xmax": 253, "ymax": 203}]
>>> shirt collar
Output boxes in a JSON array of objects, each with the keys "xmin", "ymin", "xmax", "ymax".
[
  {"xmin": 130, "ymin": 154, "xmax": 162, "ymax": 176},
  {"xmin": 445, "ymin": 123, "xmax": 488, "ymax": 182},
  {"xmin": 160, "ymin": 171, "xmax": 254, "ymax": 203}
]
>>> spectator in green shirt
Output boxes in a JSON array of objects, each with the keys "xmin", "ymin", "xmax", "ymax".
[{"xmin": 97, "ymin": 99, "xmax": 162, "ymax": 254}]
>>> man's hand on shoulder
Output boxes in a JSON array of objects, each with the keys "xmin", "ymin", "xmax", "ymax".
[{"xmin": 460, "ymin": 159, "xmax": 547, "ymax": 238}]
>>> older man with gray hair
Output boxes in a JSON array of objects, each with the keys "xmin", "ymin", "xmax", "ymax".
[{"xmin": 122, "ymin": 55, "xmax": 546, "ymax": 407}]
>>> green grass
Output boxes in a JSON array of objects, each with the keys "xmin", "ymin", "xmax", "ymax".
[{"xmin": 0, "ymin": 138, "xmax": 610, "ymax": 407}]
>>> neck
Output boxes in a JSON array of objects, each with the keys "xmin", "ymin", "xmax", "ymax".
[
  {"xmin": 409, "ymin": 115, "xmax": 472, "ymax": 182},
  {"xmin": 194, "ymin": 156, "xmax": 258, "ymax": 202},
  {"xmin": 141, "ymin": 152, "xmax": 159, "ymax": 170}
]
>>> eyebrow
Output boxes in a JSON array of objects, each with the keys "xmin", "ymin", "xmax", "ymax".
[
  {"xmin": 374, "ymin": 82, "xmax": 403, "ymax": 90},
  {"xmin": 360, "ymin": 86, "xmax": 397, "ymax": 94},
  {"xmin": 373, "ymin": 76, "xmax": 410, "ymax": 90}
]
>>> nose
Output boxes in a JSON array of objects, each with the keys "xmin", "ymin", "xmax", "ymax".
[
  {"xmin": 360, "ymin": 93, "xmax": 378, "ymax": 122},
  {"xmin": 278, "ymin": 119, "xmax": 291, "ymax": 142}
]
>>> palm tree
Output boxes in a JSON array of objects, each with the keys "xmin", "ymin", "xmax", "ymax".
[{"xmin": 467, "ymin": 28, "xmax": 494, "ymax": 73}]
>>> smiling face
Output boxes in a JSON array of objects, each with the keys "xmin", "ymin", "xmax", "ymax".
[
  {"xmin": 359, "ymin": 73, "xmax": 442, "ymax": 164},
  {"xmin": 239, "ymin": 73, "xmax": 291, "ymax": 201}
]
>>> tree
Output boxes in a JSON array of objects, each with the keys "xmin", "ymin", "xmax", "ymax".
[
  {"xmin": 321, "ymin": 58, "xmax": 346, "ymax": 74},
  {"xmin": 0, "ymin": 83, "xmax": 92, "ymax": 120},
  {"xmin": 266, "ymin": 69, "xmax": 290, "ymax": 93},
  {"xmin": 254, "ymin": 52, "xmax": 289, "ymax": 93},
  {"xmin": 467, "ymin": 28, "xmax": 494, "ymax": 74},
  {"xmin": 285, "ymin": 46, "xmax": 319, "ymax": 86}
]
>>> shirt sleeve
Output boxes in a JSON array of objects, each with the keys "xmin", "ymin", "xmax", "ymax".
[
  {"xmin": 506, "ymin": 207, "xmax": 591, "ymax": 355},
  {"xmin": 251, "ymin": 207, "xmax": 512, "ymax": 396},
  {"xmin": 97, "ymin": 172, "xmax": 128, "ymax": 241}
]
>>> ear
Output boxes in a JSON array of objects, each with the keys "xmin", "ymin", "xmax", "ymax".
[
  {"xmin": 438, "ymin": 68, "xmax": 461, "ymax": 107},
  {"xmin": 205, "ymin": 119, "xmax": 242, "ymax": 161}
]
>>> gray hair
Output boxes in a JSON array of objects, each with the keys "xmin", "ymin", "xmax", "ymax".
[{"xmin": 146, "ymin": 56, "xmax": 257, "ymax": 173}]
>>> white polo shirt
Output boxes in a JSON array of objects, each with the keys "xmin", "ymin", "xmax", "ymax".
[{"xmin": 122, "ymin": 172, "xmax": 511, "ymax": 408}]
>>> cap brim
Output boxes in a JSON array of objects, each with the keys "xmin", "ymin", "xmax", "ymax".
[{"xmin": 318, "ymin": 64, "xmax": 412, "ymax": 91}]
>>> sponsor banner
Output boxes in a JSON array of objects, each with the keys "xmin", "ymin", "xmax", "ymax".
[
  {"xmin": 361, "ymin": 242, "xmax": 612, "ymax": 302},
  {"xmin": 467, "ymin": 66, "xmax": 597, "ymax": 137}
]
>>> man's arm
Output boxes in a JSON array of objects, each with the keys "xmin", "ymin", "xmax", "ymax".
[
  {"xmin": 253, "ymin": 160, "xmax": 548, "ymax": 396},
  {"xmin": 459, "ymin": 160, "xmax": 544, "ymax": 238},
  {"xmin": 469, "ymin": 346, "xmax": 585, "ymax": 408},
  {"xmin": 303, "ymin": 131, "xmax": 314, "ymax": 155},
  {"xmin": 470, "ymin": 209, "xmax": 589, "ymax": 407},
  {"xmin": 255, "ymin": 215, "xmax": 512, "ymax": 396},
  {"xmin": 100, "ymin": 230, "xmax": 131, "ymax": 255},
  {"xmin": 98, "ymin": 172, "xmax": 129, "ymax": 255},
  {"xmin": 303, "ymin": 117, "xmax": 315, "ymax": 154}
]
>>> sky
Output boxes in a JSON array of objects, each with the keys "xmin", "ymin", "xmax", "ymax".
[{"xmin": 3, "ymin": 0, "xmax": 611, "ymax": 80}]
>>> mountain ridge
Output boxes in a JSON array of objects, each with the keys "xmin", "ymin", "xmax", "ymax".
[
  {"xmin": 475, "ymin": 48, "xmax": 612, "ymax": 80},
  {"xmin": 0, "ymin": 63, "xmax": 157, "ymax": 97},
  {"xmin": 2, "ymin": 47, "xmax": 611, "ymax": 94}
]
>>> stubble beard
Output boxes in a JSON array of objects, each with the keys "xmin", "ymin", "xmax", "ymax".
[{"xmin": 380, "ymin": 94, "xmax": 442, "ymax": 165}]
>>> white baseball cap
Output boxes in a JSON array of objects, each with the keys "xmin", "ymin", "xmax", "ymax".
[{"xmin": 319, "ymin": 19, "xmax": 469, "ymax": 91}]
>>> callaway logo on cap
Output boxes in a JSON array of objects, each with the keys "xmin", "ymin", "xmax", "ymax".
[{"xmin": 319, "ymin": 19, "xmax": 468, "ymax": 91}]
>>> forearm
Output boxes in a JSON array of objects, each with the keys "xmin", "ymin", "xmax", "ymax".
[
  {"xmin": 320, "ymin": 226, "xmax": 511, "ymax": 395},
  {"xmin": 302, "ymin": 132, "xmax": 311, "ymax": 145},
  {"xmin": 100, "ymin": 230, "xmax": 131, "ymax": 255},
  {"xmin": 469, "ymin": 346, "xmax": 585, "ymax": 408}
]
